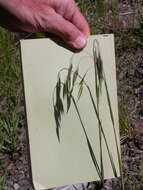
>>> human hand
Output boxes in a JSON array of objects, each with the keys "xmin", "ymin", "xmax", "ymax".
[{"xmin": 0, "ymin": 0, "xmax": 90, "ymax": 49}]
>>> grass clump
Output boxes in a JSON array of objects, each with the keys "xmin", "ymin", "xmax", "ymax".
[
  {"xmin": 0, "ymin": 27, "xmax": 22, "ymax": 188},
  {"xmin": 0, "ymin": 27, "xmax": 22, "ymax": 153}
]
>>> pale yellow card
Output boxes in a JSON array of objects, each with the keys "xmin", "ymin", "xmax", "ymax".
[{"xmin": 20, "ymin": 34, "xmax": 121, "ymax": 190}]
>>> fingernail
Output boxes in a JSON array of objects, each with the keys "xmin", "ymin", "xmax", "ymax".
[{"xmin": 74, "ymin": 35, "xmax": 86, "ymax": 48}]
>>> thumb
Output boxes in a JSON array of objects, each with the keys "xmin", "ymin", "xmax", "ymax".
[{"xmin": 47, "ymin": 12, "xmax": 87, "ymax": 49}]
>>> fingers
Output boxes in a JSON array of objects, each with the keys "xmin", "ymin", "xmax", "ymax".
[
  {"xmin": 47, "ymin": 11, "xmax": 87, "ymax": 49},
  {"xmin": 51, "ymin": 0, "xmax": 90, "ymax": 49},
  {"xmin": 71, "ymin": 6, "xmax": 90, "ymax": 37},
  {"xmin": 59, "ymin": 0, "xmax": 90, "ymax": 37}
]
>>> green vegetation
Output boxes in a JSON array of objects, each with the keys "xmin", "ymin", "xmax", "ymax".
[
  {"xmin": 119, "ymin": 104, "xmax": 130, "ymax": 137},
  {"xmin": 0, "ymin": 28, "xmax": 22, "ymax": 153},
  {"xmin": 0, "ymin": 28, "xmax": 23, "ymax": 188}
]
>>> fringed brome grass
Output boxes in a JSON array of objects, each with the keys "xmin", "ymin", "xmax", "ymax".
[{"xmin": 53, "ymin": 40, "xmax": 124, "ymax": 189}]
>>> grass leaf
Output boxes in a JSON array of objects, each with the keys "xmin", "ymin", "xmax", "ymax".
[
  {"xmin": 56, "ymin": 77, "xmax": 61, "ymax": 98},
  {"xmin": 104, "ymin": 75, "xmax": 115, "ymax": 126},
  {"xmin": 71, "ymin": 95, "xmax": 102, "ymax": 180},
  {"xmin": 67, "ymin": 93, "xmax": 71, "ymax": 113},
  {"xmin": 86, "ymin": 136, "xmax": 102, "ymax": 179},
  {"xmin": 67, "ymin": 64, "xmax": 72, "ymax": 90},
  {"xmin": 54, "ymin": 106, "xmax": 61, "ymax": 142},
  {"xmin": 87, "ymin": 85, "xmax": 118, "ymax": 177},
  {"xmin": 72, "ymin": 68, "xmax": 78, "ymax": 87},
  {"xmin": 63, "ymin": 83, "xmax": 67, "ymax": 99},
  {"xmin": 77, "ymin": 84, "xmax": 83, "ymax": 102}
]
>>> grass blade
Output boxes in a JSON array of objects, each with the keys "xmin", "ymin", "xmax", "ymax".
[
  {"xmin": 71, "ymin": 95, "xmax": 102, "ymax": 179},
  {"xmin": 87, "ymin": 85, "xmax": 118, "ymax": 177},
  {"xmin": 103, "ymin": 73, "xmax": 124, "ymax": 190}
]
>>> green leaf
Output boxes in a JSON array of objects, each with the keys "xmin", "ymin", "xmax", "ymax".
[
  {"xmin": 72, "ymin": 68, "xmax": 78, "ymax": 87},
  {"xmin": 86, "ymin": 136, "xmax": 102, "ymax": 179},
  {"xmin": 76, "ymin": 72, "xmax": 87, "ymax": 102},
  {"xmin": 96, "ymin": 54, "xmax": 103, "ymax": 87},
  {"xmin": 56, "ymin": 101, "xmax": 61, "ymax": 121},
  {"xmin": 71, "ymin": 96, "xmax": 102, "ymax": 180},
  {"xmin": 77, "ymin": 84, "xmax": 83, "ymax": 102},
  {"xmin": 67, "ymin": 94, "xmax": 71, "ymax": 113},
  {"xmin": 104, "ymin": 74, "xmax": 124, "ymax": 188},
  {"xmin": 63, "ymin": 83, "xmax": 67, "ymax": 99},
  {"xmin": 59, "ymin": 98, "xmax": 64, "ymax": 114},
  {"xmin": 68, "ymin": 63, "xmax": 73, "ymax": 77},
  {"xmin": 66, "ymin": 64, "xmax": 72, "ymax": 90},
  {"xmin": 54, "ymin": 106, "xmax": 61, "ymax": 142},
  {"xmin": 65, "ymin": 80, "xmax": 69, "ymax": 98},
  {"xmin": 104, "ymin": 76, "xmax": 114, "ymax": 126},
  {"xmin": 87, "ymin": 85, "xmax": 118, "ymax": 177},
  {"xmin": 93, "ymin": 40, "xmax": 103, "ymax": 95},
  {"xmin": 109, "ymin": 153, "xmax": 118, "ymax": 177},
  {"xmin": 56, "ymin": 127, "xmax": 60, "ymax": 143},
  {"xmin": 79, "ymin": 72, "xmax": 87, "ymax": 86},
  {"xmin": 56, "ymin": 77, "xmax": 61, "ymax": 102},
  {"xmin": 95, "ymin": 0, "xmax": 107, "ymax": 17}
]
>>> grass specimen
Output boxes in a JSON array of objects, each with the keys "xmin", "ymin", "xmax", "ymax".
[{"xmin": 53, "ymin": 40, "xmax": 124, "ymax": 189}]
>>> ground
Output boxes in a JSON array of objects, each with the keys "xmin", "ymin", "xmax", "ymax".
[{"xmin": 0, "ymin": 0, "xmax": 143, "ymax": 190}]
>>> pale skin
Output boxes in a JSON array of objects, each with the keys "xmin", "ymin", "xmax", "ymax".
[{"xmin": 0, "ymin": 0, "xmax": 90, "ymax": 49}]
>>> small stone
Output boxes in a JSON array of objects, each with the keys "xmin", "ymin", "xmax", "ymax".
[{"xmin": 14, "ymin": 183, "xmax": 20, "ymax": 190}]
